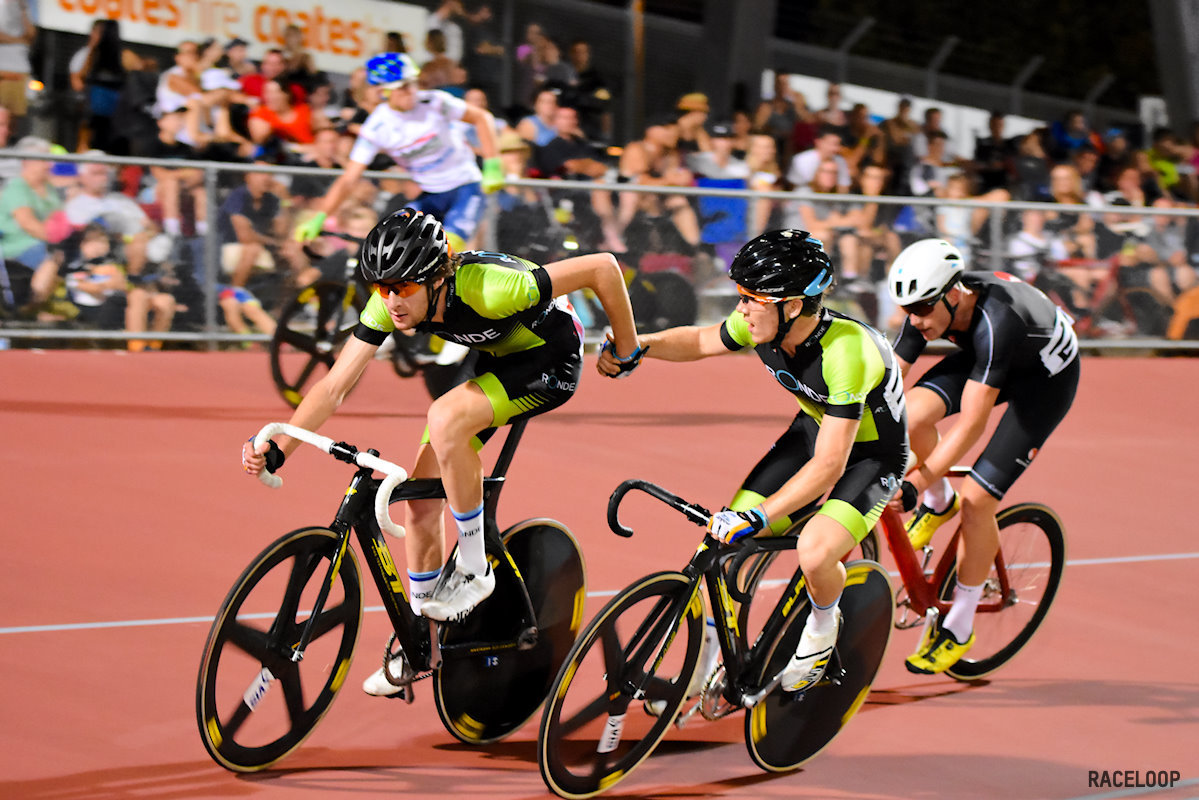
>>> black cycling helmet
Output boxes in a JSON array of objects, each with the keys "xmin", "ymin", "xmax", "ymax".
[
  {"xmin": 359, "ymin": 208, "xmax": 449, "ymax": 285},
  {"xmin": 728, "ymin": 229, "xmax": 833, "ymax": 299}
]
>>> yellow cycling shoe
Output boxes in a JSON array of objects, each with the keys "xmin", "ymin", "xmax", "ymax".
[
  {"xmin": 904, "ymin": 623, "xmax": 975, "ymax": 675},
  {"xmin": 905, "ymin": 493, "xmax": 960, "ymax": 549}
]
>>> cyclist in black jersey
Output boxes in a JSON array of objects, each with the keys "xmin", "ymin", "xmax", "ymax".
[
  {"xmin": 243, "ymin": 208, "xmax": 644, "ymax": 697},
  {"xmin": 886, "ymin": 238, "xmax": 1079, "ymax": 675},
  {"xmin": 601, "ymin": 229, "xmax": 909, "ymax": 696}
]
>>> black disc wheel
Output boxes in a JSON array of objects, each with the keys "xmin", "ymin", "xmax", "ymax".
[
  {"xmin": 196, "ymin": 527, "xmax": 362, "ymax": 771},
  {"xmin": 538, "ymin": 572, "xmax": 703, "ymax": 799},
  {"xmin": 940, "ymin": 503, "xmax": 1066, "ymax": 680},
  {"xmin": 744, "ymin": 560, "xmax": 893, "ymax": 772},
  {"xmin": 434, "ymin": 520, "xmax": 586, "ymax": 744},
  {"xmin": 270, "ymin": 282, "xmax": 366, "ymax": 408}
]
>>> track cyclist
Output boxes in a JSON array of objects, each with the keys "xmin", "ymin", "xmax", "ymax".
[
  {"xmin": 600, "ymin": 229, "xmax": 909, "ymax": 695},
  {"xmin": 294, "ymin": 53, "xmax": 503, "ymax": 253},
  {"xmin": 243, "ymin": 208, "xmax": 644, "ymax": 696},
  {"xmin": 886, "ymin": 238, "xmax": 1079, "ymax": 675}
]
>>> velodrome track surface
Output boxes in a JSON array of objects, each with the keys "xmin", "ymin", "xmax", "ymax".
[{"xmin": 1, "ymin": 349, "xmax": 1196, "ymax": 800}]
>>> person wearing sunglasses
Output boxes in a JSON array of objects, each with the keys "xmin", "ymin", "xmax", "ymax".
[
  {"xmin": 293, "ymin": 52, "xmax": 504, "ymax": 254},
  {"xmin": 886, "ymin": 238, "xmax": 1079, "ymax": 675},
  {"xmin": 242, "ymin": 207, "xmax": 643, "ymax": 697},
  {"xmin": 600, "ymin": 228, "xmax": 909, "ymax": 697}
]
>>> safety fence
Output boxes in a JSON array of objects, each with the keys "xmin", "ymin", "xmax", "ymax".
[{"xmin": 2, "ymin": 150, "xmax": 1199, "ymax": 353}]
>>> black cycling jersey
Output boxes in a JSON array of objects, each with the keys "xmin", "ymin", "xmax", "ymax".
[
  {"xmin": 893, "ymin": 271, "xmax": 1079, "ymax": 385},
  {"xmin": 894, "ymin": 271, "xmax": 1081, "ymax": 499}
]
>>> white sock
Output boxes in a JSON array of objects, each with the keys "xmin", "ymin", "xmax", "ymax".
[
  {"xmin": 163, "ymin": 217, "xmax": 181, "ymax": 236},
  {"xmin": 408, "ymin": 567, "xmax": 441, "ymax": 615},
  {"xmin": 943, "ymin": 580, "xmax": 983, "ymax": 642},
  {"xmin": 195, "ymin": 219, "xmax": 209, "ymax": 235},
  {"xmin": 451, "ymin": 502, "xmax": 486, "ymax": 575},
  {"xmin": 806, "ymin": 590, "xmax": 842, "ymax": 635},
  {"xmin": 922, "ymin": 478, "xmax": 955, "ymax": 513}
]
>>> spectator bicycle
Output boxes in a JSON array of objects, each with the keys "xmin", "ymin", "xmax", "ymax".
[
  {"xmin": 268, "ymin": 230, "xmax": 474, "ymax": 408},
  {"xmin": 537, "ymin": 478, "xmax": 894, "ymax": 798},
  {"xmin": 196, "ymin": 417, "xmax": 585, "ymax": 771}
]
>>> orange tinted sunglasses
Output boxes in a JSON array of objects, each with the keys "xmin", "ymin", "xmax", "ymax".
[
  {"xmin": 736, "ymin": 285, "xmax": 793, "ymax": 305},
  {"xmin": 373, "ymin": 281, "xmax": 423, "ymax": 298}
]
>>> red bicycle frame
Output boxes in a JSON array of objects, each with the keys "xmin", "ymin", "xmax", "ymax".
[{"xmin": 875, "ymin": 501, "xmax": 1013, "ymax": 620}]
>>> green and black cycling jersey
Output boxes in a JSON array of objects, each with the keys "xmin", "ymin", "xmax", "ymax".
[
  {"xmin": 720, "ymin": 306, "xmax": 908, "ymax": 458},
  {"xmin": 354, "ymin": 250, "xmax": 584, "ymax": 354}
]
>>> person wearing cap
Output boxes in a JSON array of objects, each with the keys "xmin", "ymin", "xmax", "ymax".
[
  {"xmin": 294, "ymin": 52, "xmax": 502, "ymax": 254},
  {"xmin": 675, "ymin": 92, "xmax": 710, "ymax": 154},
  {"xmin": 687, "ymin": 121, "xmax": 751, "ymax": 273}
]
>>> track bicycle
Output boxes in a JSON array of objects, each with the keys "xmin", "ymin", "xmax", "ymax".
[
  {"xmin": 873, "ymin": 466, "xmax": 1067, "ymax": 680},
  {"xmin": 268, "ymin": 230, "xmax": 475, "ymax": 409},
  {"xmin": 538, "ymin": 479, "xmax": 894, "ymax": 798},
  {"xmin": 196, "ymin": 418, "xmax": 585, "ymax": 772}
]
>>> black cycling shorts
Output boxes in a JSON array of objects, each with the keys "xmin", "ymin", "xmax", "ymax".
[{"xmin": 915, "ymin": 350, "xmax": 1080, "ymax": 499}]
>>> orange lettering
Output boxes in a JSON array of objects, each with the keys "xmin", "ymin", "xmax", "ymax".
[
  {"xmin": 346, "ymin": 20, "xmax": 362, "ymax": 57},
  {"xmin": 79, "ymin": 0, "xmax": 99, "ymax": 14},
  {"xmin": 58, "ymin": 0, "xmax": 76, "ymax": 13},
  {"xmin": 273, "ymin": 8, "xmax": 291, "ymax": 42},
  {"xmin": 328, "ymin": 18, "xmax": 344, "ymax": 54},
  {"xmin": 253, "ymin": 5, "xmax": 269, "ymax": 41},
  {"xmin": 144, "ymin": 0, "xmax": 161, "ymax": 24}
]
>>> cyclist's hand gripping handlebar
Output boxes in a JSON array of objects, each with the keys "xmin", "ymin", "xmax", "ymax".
[
  {"xmin": 252, "ymin": 423, "xmax": 410, "ymax": 539},
  {"xmin": 606, "ymin": 479, "xmax": 712, "ymax": 538}
]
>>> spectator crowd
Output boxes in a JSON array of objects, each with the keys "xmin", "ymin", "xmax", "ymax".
[{"xmin": 3, "ymin": 0, "xmax": 1199, "ymax": 346}]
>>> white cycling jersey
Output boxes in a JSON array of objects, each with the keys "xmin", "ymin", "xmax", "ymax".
[{"xmin": 350, "ymin": 90, "xmax": 481, "ymax": 194}]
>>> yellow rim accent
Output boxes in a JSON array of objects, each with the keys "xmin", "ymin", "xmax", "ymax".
[
  {"xmin": 283, "ymin": 389, "xmax": 304, "ymax": 406},
  {"xmin": 207, "ymin": 717, "xmax": 222, "ymax": 748},
  {"xmin": 841, "ymin": 684, "xmax": 871, "ymax": 725},
  {"xmin": 330, "ymin": 658, "xmax": 350, "ymax": 692},
  {"xmin": 454, "ymin": 712, "xmax": 485, "ymax": 739},
  {"xmin": 599, "ymin": 770, "xmax": 625, "ymax": 790},
  {"xmin": 750, "ymin": 704, "xmax": 767, "ymax": 743}
]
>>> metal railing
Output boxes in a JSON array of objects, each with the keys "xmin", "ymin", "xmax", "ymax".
[{"xmin": 2, "ymin": 150, "xmax": 1198, "ymax": 353}]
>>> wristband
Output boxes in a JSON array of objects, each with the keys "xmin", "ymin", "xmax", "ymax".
[
  {"xmin": 600, "ymin": 340, "xmax": 649, "ymax": 378},
  {"xmin": 481, "ymin": 157, "xmax": 504, "ymax": 193}
]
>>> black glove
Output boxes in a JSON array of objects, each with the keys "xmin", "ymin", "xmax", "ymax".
[
  {"xmin": 248, "ymin": 436, "xmax": 287, "ymax": 474},
  {"xmin": 899, "ymin": 480, "xmax": 919, "ymax": 513},
  {"xmin": 600, "ymin": 339, "xmax": 649, "ymax": 378}
]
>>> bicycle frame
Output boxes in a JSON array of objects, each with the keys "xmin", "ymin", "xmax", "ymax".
[
  {"xmin": 877, "ymin": 469, "xmax": 1014, "ymax": 625},
  {"xmin": 267, "ymin": 419, "xmax": 542, "ymax": 676},
  {"xmin": 606, "ymin": 480, "xmax": 812, "ymax": 709}
]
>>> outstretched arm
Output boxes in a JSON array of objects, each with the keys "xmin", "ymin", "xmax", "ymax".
[
  {"xmin": 544, "ymin": 252, "xmax": 640, "ymax": 363},
  {"xmin": 635, "ymin": 323, "xmax": 729, "ymax": 362}
]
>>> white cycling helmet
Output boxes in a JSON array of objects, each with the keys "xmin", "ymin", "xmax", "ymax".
[{"xmin": 888, "ymin": 239, "xmax": 964, "ymax": 306}]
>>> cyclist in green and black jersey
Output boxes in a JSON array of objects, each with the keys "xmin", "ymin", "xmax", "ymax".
[
  {"xmin": 602, "ymin": 229, "xmax": 909, "ymax": 695},
  {"xmin": 243, "ymin": 208, "xmax": 644, "ymax": 697}
]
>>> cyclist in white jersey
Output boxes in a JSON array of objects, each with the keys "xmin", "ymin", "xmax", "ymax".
[{"xmin": 295, "ymin": 53, "xmax": 503, "ymax": 252}]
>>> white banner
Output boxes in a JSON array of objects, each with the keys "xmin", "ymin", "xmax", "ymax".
[{"xmin": 38, "ymin": 0, "xmax": 429, "ymax": 75}]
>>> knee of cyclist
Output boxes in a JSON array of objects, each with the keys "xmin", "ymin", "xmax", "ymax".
[{"xmin": 795, "ymin": 536, "xmax": 836, "ymax": 575}]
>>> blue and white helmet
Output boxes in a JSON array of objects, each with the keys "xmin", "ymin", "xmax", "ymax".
[{"xmin": 366, "ymin": 53, "xmax": 420, "ymax": 87}]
